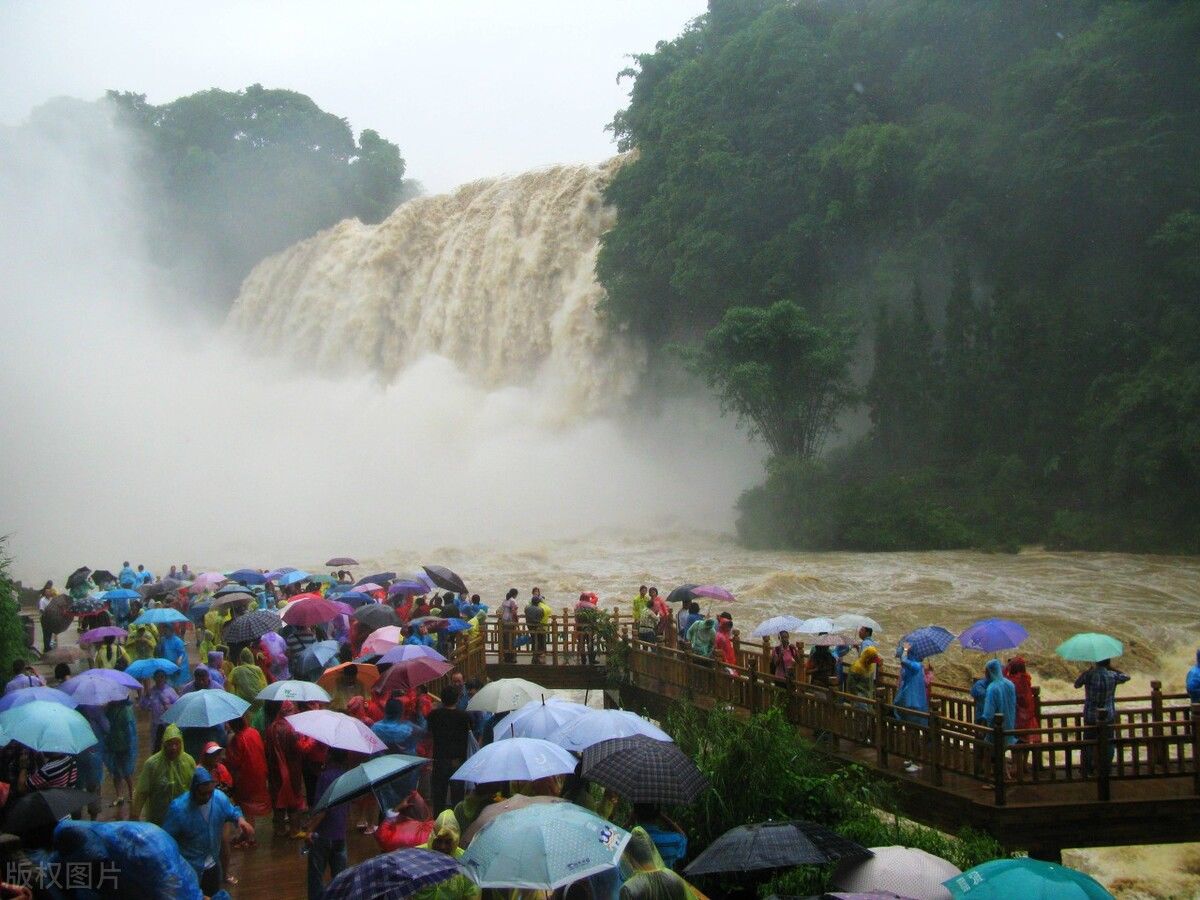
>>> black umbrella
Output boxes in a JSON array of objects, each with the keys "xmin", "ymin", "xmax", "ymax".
[
  {"xmin": 91, "ymin": 569, "xmax": 116, "ymax": 586},
  {"xmin": 1, "ymin": 789, "xmax": 98, "ymax": 834},
  {"xmin": 684, "ymin": 821, "xmax": 872, "ymax": 877},
  {"xmin": 222, "ymin": 610, "xmax": 283, "ymax": 644},
  {"xmin": 65, "ymin": 568, "xmax": 91, "ymax": 591},
  {"xmin": 666, "ymin": 584, "xmax": 699, "ymax": 604},
  {"xmin": 210, "ymin": 591, "xmax": 255, "ymax": 609},
  {"xmin": 42, "ymin": 595, "xmax": 76, "ymax": 634},
  {"xmin": 353, "ymin": 605, "xmax": 398, "ymax": 632},
  {"xmin": 326, "ymin": 557, "xmax": 359, "ymax": 567},
  {"xmin": 356, "ymin": 572, "xmax": 397, "ymax": 588},
  {"xmin": 160, "ymin": 577, "xmax": 186, "ymax": 593},
  {"xmin": 581, "ymin": 735, "xmax": 708, "ymax": 805},
  {"xmin": 215, "ymin": 583, "xmax": 254, "ymax": 597},
  {"xmin": 422, "ymin": 565, "xmax": 467, "ymax": 595},
  {"xmin": 138, "ymin": 581, "xmax": 168, "ymax": 599}
]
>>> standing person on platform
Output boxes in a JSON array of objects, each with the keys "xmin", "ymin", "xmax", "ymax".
[
  {"xmin": 38, "ymin": 582, "xmax": 59, "ymax": 653},
  {"xmin": 524, "ymin": 588, "xmax": 549, "ymax": 665},
  {"xmin": 133, "ymin": 723, "xmax": 195, "ymax": 825},
  {"xmin": 141, "ymin": 670, "xmax": 179, "ymax": 752},
  {"xmin": 427, "ymin": 686, "xmax": 473, "ymax": 814},
  {"xmin": 1004, "ymin": 656, "xmax": 1041, "ymax": 781},
  {"xmin": 265, "ymin": 700, "xmax": 307, "ymax": 836},
  {"xmin": 714, "ymin": 618, "xmax": 737, "ymax": 670},
  {"xmin": 575, "ymin": 592, "xmax": 600, "ymax": 664},
  {"xmin": 771, "ymin": 632, "xmax": 800, "ymax": 681},
  {"xmin": 305, "ymin": 749, "xmax": 350, "ymax": 900},
  {"xmin": 103, "ymin": 697, "xmax": 138, "ymax": 812},
  {"xmin": 631, "ymin": 585, "xmax": 650, "ymax": 624},
  {"xmin": 499, "ymin": 588, "xmax": 519, "ymax": 664},
  {"xmin": 157, "ymin": 625, "xmax": 189, "ymax": 688},
  {"xmin": 225, "ymin": 714, "xmax": 270, "ymax": 830},
  {"xmin": 1187, "ymin": 649, "xmax": 1200, "ymax": 703},
  {"xmin": 163, "ymin": 767, "xmax": 254, "ymax": 894},
  {"xmin": 1075, "ymin": 658, "xmax": 1130, "ymax": 777}
]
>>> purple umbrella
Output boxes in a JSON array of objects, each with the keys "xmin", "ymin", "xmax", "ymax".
[
  {"xmin": 59, "ymin": 675, "xmax": 134, "ymax": 705},
  {"xmin": 0, "ymin": 687, "xmax": 79, "ymax": 712},
  {"xmin": 377, "ymin": 644, "xmax": 446, "ymax": 665},
  {"xmin": 287, "ymin": 709, "xmax": 387, "ymax": 754},
  {"xmin": 333, "ymin": 591, "xmax": 374, "ymax": 607},
  {"xmin": 693, "ymin": 585, "xmax": 736, "ymax": 602},
  {"xmin": 387, "ymin": 580, "xmax": 430, "ymax": 598},
  {"xmin": 78, "ymin": 626, "xmax": 128, "ymax": 645},
  {"xmin": 79, "ymin": 669, "xmax": 141, "ymax": 689},
  {"xmin": 958, "ymin": 619, "xmax": 1029, "ymax": 653}
]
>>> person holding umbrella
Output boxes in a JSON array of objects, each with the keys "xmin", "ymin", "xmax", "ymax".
[
  {"xmin": 140, "ymin": 669, "xmax": 179, "ymax": 752},
  {"xmin": 225, "ymin": 713, "xmax": 270, "ymax": 828},
  {"xmin": 304, "ymin": 748, "xmax": 351, "ymax": 899},
  {"xmin": 156, "ymin": 624, "xmax": 189, "ymax": 688},
  {"xmin": 266, "ymin": 700, "xmax": 308, "ymax": 836},
  {"xmin": 1075, "ymin": 657, "xmax": 1130, "ymax": 776},
  {"xmin": 893, "ymin": 642, "xmax": 929, "ymax": 774}
]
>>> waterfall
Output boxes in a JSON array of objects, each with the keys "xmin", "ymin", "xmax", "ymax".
[{"xmin": 228, "ymin": 156, "xmax": 644, "ymax": 417}]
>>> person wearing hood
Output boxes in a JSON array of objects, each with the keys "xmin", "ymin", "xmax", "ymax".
[
  {"xmin": 259, "ymin": 632, "xmax": 292, "ymax": 682},
  {"xmin": 199, "ymin": 650, "xmax": 227, "ymax": 689},
  {"xmin": 893, "ymin": 642, "xmax": 929, "ymax": 773},
  {"xmin": 157, "ymin": 624, "xmax": 189, "ymax": 688},
  {"xmin": 1187, "ymin": 649, "xmax": 1200, "ymax": 703},
  {"xmin": 52, "ymin": 818, "xmax": 205, "ymax": 900},
  {"xmin": 163, "ymin": 766, "xmax": 254, "ymax": 893},
  {"xmin": 619, "ymin": 826, "xmax": 703, "ymax": 899},
  {"xmin": 410, "ymin": 810, "xmax": 479, "ymax": 900},
  {"xmin": 133, "ymin": 723, "xmax": 195, "ymax": 825},
  {"xmin": 265, "ymin": 699, "xmax": 307, "ymax": 836},
  {"xmin": 225, "ymin": 712, "xmax": 270, "ymax": 826},
  {"xmin": 229, "ymin": 647, "xmax": 268, "ymax": 703},
  {"xmin": 94, "ymin": 635, "xmax": 129, "ymax": 669},
  {"xmin": 103, "ymin": 697, "xmax": 138, "ymax": 811},
  {"xmin": 126, "ymin": 624, "xmax": 156, "ymax": 661},
  {"xmin": 979, "ymin": 657, "xmax": 1018, "ymax": 784},
  {"xmin": 1003, "ymin": 656, "xmax": 1040, "ymax": 780},
  {"xmin": 686, "ymin": 618, "xmax": 716, "ymax": 658}
]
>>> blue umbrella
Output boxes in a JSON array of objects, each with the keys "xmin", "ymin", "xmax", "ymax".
[
  {"xmin": 277, "ymin": 570, "xmax": 311, "ymax": 587},
  {"xmin": 99, "ymin": 589, "xmax": 140, "ymax": 601},
  {"xmin": 297, "ymin": 640, "xmax": 342, "ymax": 676},
  {"xmin": 0, "ymin": 701, "xmax": 99, "ymax": 754},
  {"xmin": 132, "ymin": 608, "xmax": 189, "ymax": 626},
  {"xmin": 356, "ymin": 572, "xmax": 398, "ymax": 588},
  {"xmin": 450, "ymin": 737, "xmax": 577, "ymax": 783},
  {"xmin": 188, "ymin": 601, "xmax": 212, "ymax": 626},
  {"xmin": 162, "ymin": 689, "xmax": 250, "ymax": 728},
  {"xmin": 227, "ymin": 569, "xmax": 267, "ymax": 586},
  {"xmin": 958, "ymin": 619, "xmax": 1029, "ymax": 653},
  {"xmin": 444, "ymin": 618, "xmax": 472, "ymax": 634},
  {"xmin": 461, "ymin": 803, "xmax": 630, "ymax": 890},
  {"xmin": 387, "ymin": 580, "xmax": 429, "ymax": 598},
  {"xmin": 897, "ymin": 626, "xmax": 956, "ymax": 662},
  {"xmin": 311, "ymin": 755, "xmax": 426, "ymax": 814},
  {"xmin": 945, "ymin": 858, "xmax": 1113, "ymax": 899},
  {"xmin": 59, "ymin": 674, "xmax": 134, "ymax": 705},
  {"xmin": 125, "ymin": 658, "xmax": 181, "ymax": 680},
  {"xmin": 332, "ymin": 591, "xmax": 373, "ymax": 607},
  {"xmin": 323, "ymin": 849, "xmax": 463, "ymax": 900},
  {"xmin": 326, "ymin": 583, "xmax": 352, "ymax": 595},
  {"xmin": 0, "ymin": 686, "xmax": 79, "ymax": 712}
]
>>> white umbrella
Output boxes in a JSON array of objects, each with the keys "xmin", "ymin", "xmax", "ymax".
[
  {"xmin": 466, "ymin": 678, "xmax": 548, "ymax": 714},
  {"xmin": 492, "ymin": 699, "xmax": 591, "ymax": 741},
  {"xmin": 752, "ymin": 616, "xmax": 806, "ymax": 638},
  {"xmin": 450, "ymin": 737, "xmax": 577, "ymax": 783},
  {"xmin": 794, "ymin": 617, "xmax": 836, "ymax": 635},
  {"xmin": 256, "ymin": 680, "xmax": 332, "ymax": 703},
  {"xmin": 547, "ymin": 709, "xmax": 671, "ymax": 752},
  {"xmin": 832, "ymin": 846, "xmax": 961, "ymax": 900},
  {"xmin": 832, "ymin": 613, "xmax": 882, "ymax": 635}
]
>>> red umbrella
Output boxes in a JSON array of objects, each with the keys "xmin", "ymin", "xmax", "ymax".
[
  {"xmin": 282, "ymin": 597, "xmax": 343, "ymax": 627},
  {"xmin": 374, "ymin": 658, "xmax": 454, "ymax": 696}
]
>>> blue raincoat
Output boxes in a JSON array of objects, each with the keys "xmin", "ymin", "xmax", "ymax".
[
  {"xmin": 161, "ymin": 768, "xmax": 244, "ymax": 882},
  {"xmin": 50, "ymin": 819, "xmax": 203, "ymax": 899},
  {"xmin": 893, "ymin": 654, "xmax": 928, "ymax": 725},
  {"xmin": 157, "ymin": 633, "xmax": 189, "ymax": 687},
  {"xmin": 118, "ymin": 566, "xmax": 138, "ymax": 589},
  {"xmin": 1187, "ymin": 649, "xmax": 1200, "ymax": 703},
  {"xmin": 980, "ymin": 658, "xmax": 1018, "ymax": 745}
]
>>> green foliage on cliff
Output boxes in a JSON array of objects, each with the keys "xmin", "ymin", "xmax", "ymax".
[
  {"xmin": 0, "ymin": 539, "xmax": 29, "ymax": 681},
  {"xmin": 602, "ymin": 0, "xmax": 1200, "ymax": 552}
]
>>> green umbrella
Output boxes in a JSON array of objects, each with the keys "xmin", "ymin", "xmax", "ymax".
[
  {"xmin": 945, "ymin": 858, "xmax": 1113, "ymax": 899},
  {"xmin": 462, "ymin": 803, "xmax": 630, "ymax": 890},
  {"xmin": 0, "ymin": 701, "xmax": 99, "ymax": 754},
  {"xmin": 1055, "ymin": 633, "xmax": 1124, "ymax": 663},
  {"xmin": 311, "ymin": 754, "xmax": 425, "ymax": 813}
]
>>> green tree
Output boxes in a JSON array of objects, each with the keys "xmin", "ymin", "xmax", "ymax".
[
  {"xmin": 687, "ymin": 301, "xmax": 858, "ymax": 460},
  {"xmin": 0, "ymin": 539, "xmax": 28, "ymax": 681}
]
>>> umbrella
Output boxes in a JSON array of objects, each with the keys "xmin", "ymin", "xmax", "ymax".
[
  {"xmin": 353, "ymin": 605, "xmax": 398, "ymax": 632},
  {"xmin": 466, "ymin": 678, "xmax": 549, "ymax": 714},
  {"xmin": 408, "ymin": 616, "xmax": 450, "ymax": 631},
  {"xmin": 256, "ymin": 680, "xmax": 332, "ymax": 703},
  {"xmin": 132, "ymin": 608, "xmax": 189, "ymax": 626},
  {"xmin": 0, "ymin": 686, "xmax": 78, "ymax": 712},
  {"xmin": 354, "ymin": 583, "xmax": 385, "ymax": 594},
  {"xmin": 832, "ymin": 613, "xmax": 883, "ymax": 635},
  {"xmin": 462, "ymin": 803, "xmax": 630, "ymax": 890},
  {"xmin": 684, "ymin": 820, "xmax": 872, "ymax": 876},
  {"xmin": 421, "ymin": 565, "xmax": 467, "ymax": 594},
  {"xmin": 378, "ymin": 645, "xmax": 446, "ymax": 666},
  {"xmin": 374, "ymin": 658, "xmax": 454, "ymax": 696},
  {"xmin": 325, "ymin": 557, "xmax": 359, "ymax": 567},
  {"xmin": 1, "ymin": 789, "xmax": 99, "ymax": 835},
  {"xmin": 41, "ymin": 596, "xmax": 76, "ymax": 634},
  {"xmin": 91, "ymin": 570, "xmax": 116, "ymax": 586},
  {"xmin": 312, "ymin": 754, "xmax": 426, "ymax": 814},
  {"xmin": 547, "ymin": 709, "xmax": 672, "ymax": 752},
  {"xmin": 79, "ymin": 626, "xmax": 128, "ymax": 644},
  {"xmin": 1056, "ymin": 633, "xmax": 1124, "ymax": 663},
  {"xmin": 318, "ymin": 662, "xmax": 381, "ymax": 692},
  {"xmin": 323, "ymin": 848, "xmax": 463, "ymax": 900},
  {"xmin": 810, "ymin": 633, "xmax": 852, "ymax": 647},
  {"xmin": 210, "ymin": 591, "xmax": 255, "ymax": 609},
  {"xmin": 159, "ymin": 577, "xmax": 188, "ymax": 593},
  {"xmin": 752, "ymin": 616, "xmax": 807, "ymax": 638},
  {"xmin": 492, "ymin": 699, "xmax": 590, "ymax": 741},
  {"xmin": 582, "ymin": 734, "xmax": 708, "ymax": 804},
  {"xmin": 70, "ymin": 594, "xmax": 106, "ymax": 614},
  {"xmin": 191, "ymin": 572, "xmax": 227, "ymax": 591},
  {"xmin": 41, "ymin": 647, "xmax": 84, "ymax": 665},
  {"xmin": 356, "ymin": 572, "xmax": 398, "ymax": 588},
  {"xmin": 137, "ymin": 581, "xmax": 169, "ymax": 600},
  {"xmin": 287, "ymin": 709, "xmax": 387, "ymax": 754},
  {"xmin": 666, "ymin": 584, "xmax": 699, "ymax": 604},
  {"xmin": 222, "ymin": 610, "xmax": 283, "ymax": 644},
  {"xmin": 693, "ymin": 584, "xmax": 736, "ymax": 602},
  {"xmin": 461, "ymin": 795, "xmax": 565, "ymax": 846},
  {"xmin": 333, "ymin": 591, "xmax": 374, "ymax": 608},
  {"xmin": 227, "ymin": 569, "xmax": 267, "ymax": 586},
  {"xmin": 162, "ymin": 689, "xmax": 250, "ymax": 728},
  {"xmin": 216, "ymin": 582, "xmax": 256, "ymax": 597},
  {"xmin": 282, "ymin": 597, "xmax": 343, "ymax": 627},
  {"xmin": 277, "ymin": 570, "xmax": 312, "ymax": 587},
  {"xmin": 125, "ymin": 658, "xmax": 180, "ymax": 680},
  {"xmin": 450, "ymin": 737, "xmax": 577, "ymax": 783},
  {"xmin": 0, "ymin": 702, "xmax": 98, "ymax": 754},
  {"xmin": 361, "ymin": 626, "xmax": 405, "ymax": 656},
  {"xmin": 443, "ymin": 618, "xmax": 472, "ymax": 634},
  {"xmin": 98, "ymin": 588, "xmax": 140, "ymax": 602},
  {"xmin": 795, "ymin": 617, "xmax": 837, "ymax": 634},
  {"xmin": 832, "ymin": 846, "xmax": 961, "ymax": 899},
  {"xmin": 944, "ymin": 858, "xmax": 1113, "ymax": 900},
  {"xmin": 79, "ymin": 668, "xmax": 141, "ymax": 689},
  {"xmin": 59, "ymin": 675, "xmax": 133, "ymax": 706},
  {"xmin": 65, "ymin": 568, "xmax": 91, "ymax": 590},
  {"xmin": 388, "ymin": 580, "xmax": 430, "ymax": 598},
  {"xmin": 898, "ymin": 626, "xmax": 957, "ymax": 662},
  {"xmin": 958, "ymin": 619, "xmax": 1029, "ymax": 653},
  {"xmin": 297, "ymin": 640, "xmax": 343, "ymax": 676}
]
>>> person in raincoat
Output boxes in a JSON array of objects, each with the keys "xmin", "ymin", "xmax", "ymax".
[
  {"xmin": 1004, "ymin": 655, "xmax": 1040, "ymax": 781},
  {"xmin": 52, "ymin": 818, "xmax": 204, "ymax": 900},
  {"xmin": 265, "ymin": 700, "xmax": 307, "ymax": 835},
  {"xmin": 259, "ymin": 632, "xmax": 291, "ymax": 683},
  {"xmin": 619, "ymin": 826, "xmax": 703, "ymax": 899},
  {"xmin": 847, "ymin": 645, "xmax": 880, "ymax": 700},
  {"xmin": 892, "ymin": 643, "xmax": 928, "ymax": 774},
  {"xmin": 132, "ymin": 723, "xmax": 195, "ymax": 825},
  {"xmin": 162, "ymin": 766, "xmax": 254, "ymax": 894},
  {"xmin": 93, "ymin": 635, "xmax": 129, "ymax": 669},
  {"xmin": 141, "ymin": 669, "xmax": 180, "ymax": 751},
  {"xmin": 157, "ymin": 624, "xmax": 189, "ymax": 688},
  {"xmin": 76, "ymin": 705, "xmax": 106, "ymax": 820},
  {"xmin": 980, "ymin": 657, "xmax": 1018, "ymax": 784},
  {"xmin": 104, "ymin": 697, "xmax": 138, "ymax": 811},
  {"xmin": 228, "ymin": 646, "xmax": 268, "ymax": 703},
  {"xmin": 199, "ymin": 650, "xmax": 227, "ymax": 689},
  {"xmin": 410, "ymin": 809, "xmax": 479, "ymax": 900},
  {"xmin": 686, "ymin": 618, "xmax": 715, "ymax": 658},
  {"xmin": 1186, "ymin": 649, "xmax": 1200, "ymax": 703},
  {"xmin": 126, "ymin": 624, "xmax": 157, "ymax": 661},
  {"xmin": 225, "ymin": 712, "xmax": 270, "ymax": 825}
]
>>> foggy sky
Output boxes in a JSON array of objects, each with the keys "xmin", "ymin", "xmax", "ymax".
[{"xmin": 0, "ymin": 0, "xmax": 707, "ymax": 193}]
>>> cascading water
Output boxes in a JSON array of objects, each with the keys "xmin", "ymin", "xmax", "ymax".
[{"xmin": 228, "ymin": 157, "xmax": 644, "ymax": 419}]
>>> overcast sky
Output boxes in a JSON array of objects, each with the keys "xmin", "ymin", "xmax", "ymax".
[{"xmin": 0, "ymin": 0, "xmax": 706, "ymax": 193}]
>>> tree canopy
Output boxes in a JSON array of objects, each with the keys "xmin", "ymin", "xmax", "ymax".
[{"xmin": 601, "ymin": 0, "xmax": 1200, "ymax": 552}]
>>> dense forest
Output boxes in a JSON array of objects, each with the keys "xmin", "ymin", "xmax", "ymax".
[
  {"xmin": 107, "ymin": 84, "xmax": 410, "ymax": 310},
  {"xmin": 600, "ymin": 0, "xmax": 1200, "ymax": 553}
]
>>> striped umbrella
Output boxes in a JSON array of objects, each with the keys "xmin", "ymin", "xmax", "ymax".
[
  {"xmin": 581, "ymin": 735, "xmax": 708, "ymax": 804},
  {"xmin": 897, "ymin": 626, "xmax": 956, "ymax": 662}
]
